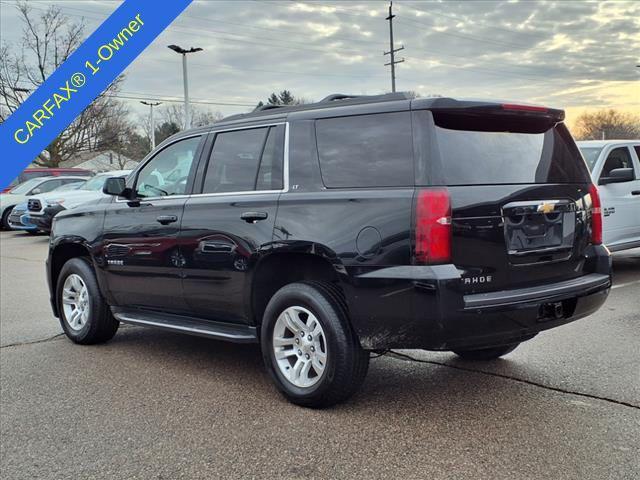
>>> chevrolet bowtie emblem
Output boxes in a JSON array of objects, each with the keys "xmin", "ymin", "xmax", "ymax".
[{"xmin": 537, "ymin": 202, "xmax": 556, "ymax": 214}]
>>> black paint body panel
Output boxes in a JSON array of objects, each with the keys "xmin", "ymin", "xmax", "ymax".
[{"xmin": 47, "ymin": 95, "xmax": 612, "ymax": 351}]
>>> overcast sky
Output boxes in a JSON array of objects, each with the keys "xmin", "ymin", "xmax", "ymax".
[{"xmin": 1, "ymin": 0, "xmax": 638, "ymax": 127}]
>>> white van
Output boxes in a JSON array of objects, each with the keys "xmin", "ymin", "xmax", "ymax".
[{"xmin": 577, "ymin": 140, "xmax": 640, "ymax": 252}]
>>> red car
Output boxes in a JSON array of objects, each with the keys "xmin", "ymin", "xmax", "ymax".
[{"xmin": 3, "ymin": 168, "xmax": 94, "ymax": 193}]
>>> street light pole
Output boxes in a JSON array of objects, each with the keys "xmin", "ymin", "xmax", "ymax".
[
  {"xmin": 181, "ymin": 53, "xmax": 190, "ymax": 130},
  {"xmin": 168, "ymin": 45, "xmax": 203, "ymax": 130},
  {"xmin": 140, "ymin": 101, "xmax": 162, "ymax": 150}
]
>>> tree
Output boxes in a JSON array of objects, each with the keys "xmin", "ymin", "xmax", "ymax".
[
  {"xmin": 262, "ymin": 90, "xmax": 304, "ymax": 107},
  {"xmin": 154, "ymin": 121, "xmax": 181, "ymax": 145},
  {"xmin": 0, "ymin": 3, "xmax": 129, "ymax": 167},
  {"xmin": 573, "ymin": 109, "xmax": 640, "ymax": 140},
  {"xmin": 158, "ymin": 103, "xmax": 223, "ymax": 131},
  {"xmin": 121, "ymin": 131, "xmax": 150, "ymax": 162}
]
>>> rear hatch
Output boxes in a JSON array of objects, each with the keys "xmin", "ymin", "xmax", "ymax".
[{"xmin": 419, "ymin": 103, "xmax": 594, "ymax": 294}]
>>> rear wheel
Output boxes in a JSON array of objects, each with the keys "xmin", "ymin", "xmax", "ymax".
[
  {"xmin": 261, "ymin": 282, "xmax": 369, "ymax": 408},
  {"xmin": 453, "ymin": 343, "xmax": 520, "ymax": 361},
  {"xmin": 56, "ymin": 257, "xmax": 119, "ymax": 344}
]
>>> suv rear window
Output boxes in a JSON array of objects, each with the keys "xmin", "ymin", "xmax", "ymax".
[
  {"xmin": 431, "ymin": 116, "xmax": 590, "ymax": 185},
  {"xmin": 315, "ymin": 112, "xmax": 413, "ymax": 188}
]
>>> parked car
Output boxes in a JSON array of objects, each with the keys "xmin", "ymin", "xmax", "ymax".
[
  {"xmin": 2, "ymin": 167, "xmax": 94, "ymax": 193},
  {"xmin": 7, "ymin": 181, "xmax": 87, "ymax": 233},
  {"xmin": 577, "ymin": 140, "xmax": 640, "ymax": 252},
  {"xmin": 47, "ymin": 93, "xmax": 611, "ymax": 407},
  {"xmin": 0, "ymin": 176, "xmax": 89, "ymax": 230},
  {"xmin": 24, "ymin": 170, "xmax": 132, "ymax": 234}
]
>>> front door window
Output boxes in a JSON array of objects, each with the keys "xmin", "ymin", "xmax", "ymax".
[{"xmin": 136, "ymin": 136, "xmax": 201, "ymax": 197}]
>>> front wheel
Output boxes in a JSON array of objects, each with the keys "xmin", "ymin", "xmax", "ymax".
[
  {"xmin": 453, "ymin": 343, "xmax": 520, "ymax": 361},
  {"xmin": 56, "ymin": 257, "xmax": 119, "ymax": 344},
  {"xmin": 1, "ymin": 208, "xmax": 12, "ymax": 230},
  {"xmin": 261, "ymin": 282, "xmax": 369, "ymax": 408}
]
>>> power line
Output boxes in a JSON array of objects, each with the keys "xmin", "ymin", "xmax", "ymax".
[
  {"xmin": 294, "ymin": 0, "xmax": 533, "ymax": 50},
  {"xmin": 105, "ymin": 94, "xmax": 254, "ymax": 108},
  {"xmin": 395, "ymin": 1, "xmax": 546, "ymax": 41},
  {"xmin": 26, "ymin": 3, "xmax": 378, "ymax": 58},
  {"xmin": 17, "ymin": 1, "xmax": 554, "ymax": 83}
]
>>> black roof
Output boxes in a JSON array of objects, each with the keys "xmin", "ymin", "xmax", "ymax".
[{"xmin": 171, "ymin": 92, "xmax": 562, "ymax": 139}]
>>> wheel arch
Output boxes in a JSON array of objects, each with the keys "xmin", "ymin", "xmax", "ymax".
[
  {"xmin": 250, "ymin": 250, "xmax": 348, "ymax": 328},
  {"xmin": 49, "ymin": 239, "xmax": 94, "ymax": 317}
]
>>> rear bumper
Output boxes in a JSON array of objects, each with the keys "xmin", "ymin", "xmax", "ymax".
[{"xmin": 347, "ymin": 245, "xmax": 611, "ymax": 350}]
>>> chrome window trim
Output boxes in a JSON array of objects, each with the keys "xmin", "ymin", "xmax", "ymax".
[
  {"xmin": 115, "ymin": 122, "xmax": 289, "ymax": 203},
  {"xmin": 115, "ymin": 132, "xmax": 205, "ymax": 203},
  {"xmin": 190, "ymin": 121, "xmax": 289, "ymax": 198}
]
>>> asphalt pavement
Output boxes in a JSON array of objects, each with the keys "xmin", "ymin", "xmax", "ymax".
[{"xmin": 1, "ymin": 230, "xmax": 639, "ymax": 479}]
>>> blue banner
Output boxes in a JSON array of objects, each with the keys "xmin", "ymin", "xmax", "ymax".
[{"xmin": 0, "ymin": 0, "xmax": 193, "ymax": 188}]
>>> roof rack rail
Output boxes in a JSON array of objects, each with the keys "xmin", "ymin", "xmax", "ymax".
[
  {"xmin": 320, "ymin": 92, "xmax": 414, "ymax": 103},
  {"xmin": 320, "ymin": 94, "xmax": 361, "ymax": 102},
  {"xmin": 255, "ymin": 104, "xmax": 285, "ymax": 112}
]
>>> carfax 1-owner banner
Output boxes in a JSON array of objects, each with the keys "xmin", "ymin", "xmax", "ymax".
[{"xmin": 0, "ymin": 0, "xmax": 193, "ymax": 189}]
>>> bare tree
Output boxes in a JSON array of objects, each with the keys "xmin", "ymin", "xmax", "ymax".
[
  {"xmin": 159, "ymin": 104, "xmax": 223, "ymax": 130},
  {"xmin": 0, "ymin": 2, "xmax": 128, "ymax": 167},
  {"xmin": 573, "ymin": 109, "xmax": 640, "ymax": 141}
]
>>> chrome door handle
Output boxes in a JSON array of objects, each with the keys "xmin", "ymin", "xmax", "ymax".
[
  {"xmin": 241, "ymin": 211, "xmax": 268, "ymax": 223},
  {"xmin": 156, "ymin": 215, "xmax": 178, "ymax": 225}
]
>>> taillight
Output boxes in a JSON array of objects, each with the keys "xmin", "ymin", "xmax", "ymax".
[
  {"xmin": 588, "ymin": 184, "xmax": 602, "ymax": 245},
  {"xmin": 414, "ymin": 188, "xmax": 452, "ymax": 264}
]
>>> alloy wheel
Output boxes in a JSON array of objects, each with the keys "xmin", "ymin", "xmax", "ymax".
[
  {"xmin": 62, "ymin": 273, "xmax": 90, "ymax": 331},
  {"xmin": 272, "ymin": 306, "xmax": 327, "ymax": 388}
]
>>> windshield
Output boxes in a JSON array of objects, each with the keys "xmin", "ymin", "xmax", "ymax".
[
  {"xmin": 9, "ymin": 178, "xmax": 43, "ymax": 194},
  {"xmin": 578, "ymin": 147, "xmax": 603, "ymax": 171},
  {"xmin": 81, "ymin": 175, "xmax": 108, "ymax": 191}
]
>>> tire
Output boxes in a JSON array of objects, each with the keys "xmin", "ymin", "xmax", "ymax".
[
  {"xmin": 453, "ymin": 343, "xmax": 520, "ymax": 361},
  {"xmin": 56, "ymin": 257, "xmax": 119, "ymax": 344},
  {"xmin": 1, "ymin": 208, "xmax": 13, "ymax": 230},
  {"xmin": 261, "ymin": 281, "xmax": 369, "ymax": 408}
]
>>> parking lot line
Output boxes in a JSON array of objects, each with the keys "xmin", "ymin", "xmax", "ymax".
[{"xmin": 611, "ymin": 279, "xmax": 640, "ymax": 290}]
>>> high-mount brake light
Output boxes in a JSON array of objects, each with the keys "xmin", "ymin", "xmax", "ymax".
[
  {"xmin": 414, "ymin": 188, "xmax": 452, "ymax": 264},
  {"xmin": 588, "ymin": 184, "xmax": 603, "ymax": 245},
  {"xmin": 501, "ymin": 103, "xmax": 549, "ymax": 113}
]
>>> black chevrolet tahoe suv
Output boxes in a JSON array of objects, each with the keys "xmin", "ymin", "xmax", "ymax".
[{"xmin": 47, "ymin": 93, "xmax": 611, "ymax": 407}]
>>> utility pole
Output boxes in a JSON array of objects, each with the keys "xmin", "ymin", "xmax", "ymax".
[
  {"xmin": 140, "ymin": 101, "xmax": 162, "ymax": 150},
  {"xmin": 168, "ymin": 45, "xmax": 203, "ymax": 130},
  {"xmin": 384, "ymin": 1, "xmax": 404, "ymax": 92}
]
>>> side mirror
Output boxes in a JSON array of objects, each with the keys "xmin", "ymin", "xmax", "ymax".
[
  {"xmin": 103, "ymin": 177, "xmax": 129, "ymax": 197},
  {"xmin": 599, "ymin": 167, "xmax": 635, "ymax": 185},
  {"xmin": 30, "ymin": 188, "xmax": 41, "ymax": 195}
]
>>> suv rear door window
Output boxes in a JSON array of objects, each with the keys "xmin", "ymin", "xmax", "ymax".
[
  {"xmin": 430, "ymin": 116, "xmax": 590, "ymax": 185},
  {"xmin": 203, "ymin": 126, "xmax": 284, "ymax": 193},
  {"xmin": 315, "ymin": 112, "xmax": 413, "ymax": 188}
]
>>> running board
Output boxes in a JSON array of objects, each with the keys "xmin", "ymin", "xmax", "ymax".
[{"xmin": 111, "ymin": 307, "xmax": 258, "ymax": 343}]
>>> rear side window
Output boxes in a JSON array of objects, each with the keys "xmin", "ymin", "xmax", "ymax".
[
  {"xmin": 203, "ymin": 125, "xmax": 284, "ymax": 193},
  {"xmin": 36, "ymin": 179, "xmax": 64, "ymax": 193},
  {"xmin": 430, "ymin": 116, "xmax": 590, "ymax": 185},
  {"xmin": 315, "ymin": 112, "xmax": 413, "ymax": 188}
]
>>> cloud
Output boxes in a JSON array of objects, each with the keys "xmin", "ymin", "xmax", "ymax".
[{"xmin": 0, "ymin": 0, "xmax": 637, "ymax": 122}]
